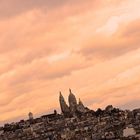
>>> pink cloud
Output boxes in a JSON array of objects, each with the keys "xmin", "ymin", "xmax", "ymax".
[{"xmin": 0, "ymin": 0, "xmax": 140, "ymax": 124}]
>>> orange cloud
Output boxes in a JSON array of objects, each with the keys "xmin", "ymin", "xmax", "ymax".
[
  {"xmin": 80, "ymin": 19, "xmax": 140, "ymax": 60},
  {"xmin": 0, "ymin": 0, "xmax": 140, "ymax": 124}
]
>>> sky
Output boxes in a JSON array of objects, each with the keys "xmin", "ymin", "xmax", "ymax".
[{"xmin": 0, "ymin": 0, "xmax": 140, "ymax": 124}]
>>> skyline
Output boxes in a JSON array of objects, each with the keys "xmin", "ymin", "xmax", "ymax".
[{"xmin": 0, "ymin": 0, "xmax": 140, "ymax": 124}]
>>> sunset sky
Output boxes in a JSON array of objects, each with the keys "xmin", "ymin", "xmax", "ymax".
[{"xmin": 0, "ymin": 0, "xmax": 140, "ymax": 124}]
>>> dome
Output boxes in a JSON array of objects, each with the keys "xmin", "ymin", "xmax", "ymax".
[
  {"xmin": 77, "ymin": 98, "xmax": 86, "ymax": 113},
  {"xmin": 59, "ymin": 91, "xmax": 70, "ymax": 114},
  {"xmin": 68, "ymin": 89, "xmax": 77, "ymax": 114},
  {"xmin": 68, "ymin": 89, "xmax": 77, "ymax": 106}
]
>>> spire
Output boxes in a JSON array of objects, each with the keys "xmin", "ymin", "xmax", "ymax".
[
  {"xmin": 59, "ymin": 91, "xmax": 62, "ymax": 97},
  {"xmin": 69, "ymin": 88, "xmax": 72, "ymax": 94}
]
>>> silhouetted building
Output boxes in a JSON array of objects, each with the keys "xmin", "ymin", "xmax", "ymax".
[
  {"xmin": 59, "ymin": 89, "xmax": 88, "ymax": 117},
  {"xmin": 1, "ymin": 90, "xmax": 140, "ymax": 140}
]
